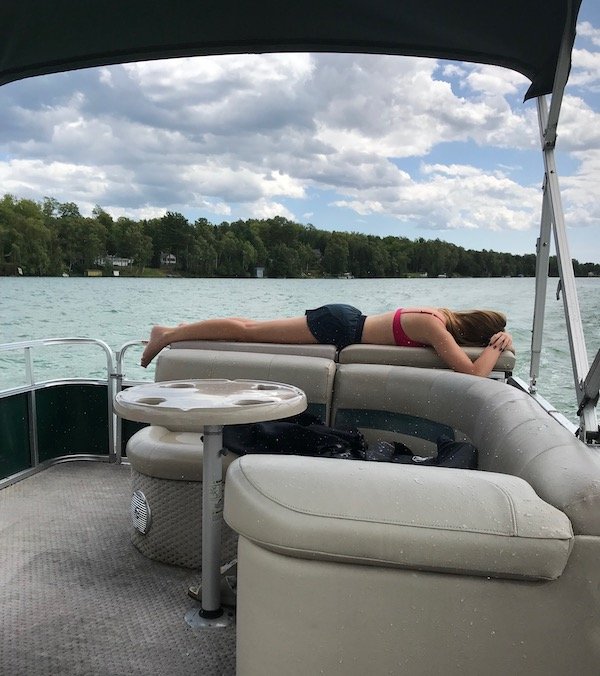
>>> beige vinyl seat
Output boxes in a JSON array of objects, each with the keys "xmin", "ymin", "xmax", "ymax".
[
  {"xmin": 126, "ymin": 342, "xmax": 515, "ymax": 568},
  {"xmin": 172, "ymin": 340, "xmax": 516, "ymax": 380},
  {"xmin": 225, "ymin": 364, "xmax": 600, "ymax": 675},
  {"xmin": 126, "ymin": 347, "xmax": 336, "ymax": 568},
  {"xmin": 338, "ymin": 343, "xmax": 516, "ymax": 380}
]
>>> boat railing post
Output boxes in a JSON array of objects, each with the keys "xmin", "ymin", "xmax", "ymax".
[
  {"xmin": 114, "ymin": 340, "xmax": 150, "ymax": 460},
  {"xmin": 112, "ymin": 358, "xmax": 124, "ymax": 464},
  {"xmin": 113, "ymin": 345, "xmax": 129, "ymax": 463},
  {"xmin": 24, "ymin": 346, "xmax": 40, "ymax": 469},
  {"xmin": 578, "ymin": 350, "xmax": 600, "ymax": 444}
]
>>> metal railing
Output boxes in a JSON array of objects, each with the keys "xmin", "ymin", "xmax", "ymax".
[
  {"xmin": 0, "ymin": 337, "xmax": 156, "ymax": 464},
  {"xmin": 114, "ymin": 340, "xmax": 149, "ymax": 460},
  {"xmin": 0, "ymin": 338, "xmax": 117, "ymax": 486}
]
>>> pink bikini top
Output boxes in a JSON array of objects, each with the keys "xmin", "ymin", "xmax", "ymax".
[{"xmin": 392, "ymin": 309, "xmax": 445, "ymax": 347}]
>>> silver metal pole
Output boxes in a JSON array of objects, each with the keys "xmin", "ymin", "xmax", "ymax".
[
  {"xmin": 200, "ymin": 425, "xmax": 224, "ymax": 614},
  {"xmin": 24, "ymin": 347, "xmax": 40, "ymax": 467},
  {"xmin": 114, "ymin": 339, "xmax": 155, "ymax": 462},
  {"xmin": 185, "ymin": 425, "xmax": 233, "ymax": 629},
  {"xmin": 529, "ymin": 176, "xmax": 552, "ymax": 393}
]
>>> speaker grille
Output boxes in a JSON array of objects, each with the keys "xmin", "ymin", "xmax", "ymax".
[{"xmin": 131, "ymin": 490, "xmax": 152, "ymax": 535}]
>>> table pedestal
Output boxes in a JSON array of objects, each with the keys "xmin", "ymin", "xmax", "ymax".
[{"xmin": 184, "ymin": 425, "xmax": 235, "ymax": 629}]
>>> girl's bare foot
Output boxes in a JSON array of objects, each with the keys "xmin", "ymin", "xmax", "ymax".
[{"xmin": 140, "ymin": 326, "xmax": 172, "ymax": 367}]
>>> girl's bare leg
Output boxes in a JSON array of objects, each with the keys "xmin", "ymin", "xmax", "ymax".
[{"xmin": 140, "ymin": 316, "xmax": 316, "ymax": 367}]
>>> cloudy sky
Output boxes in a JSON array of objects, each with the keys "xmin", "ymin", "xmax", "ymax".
[{"xmin": 1, "ymin": 4, "xmax": 599, "ymax": 263}]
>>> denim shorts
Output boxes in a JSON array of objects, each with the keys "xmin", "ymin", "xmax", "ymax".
[{"xmin": 305, "ymin": 304, "xmax": 366, "ymax": 350}]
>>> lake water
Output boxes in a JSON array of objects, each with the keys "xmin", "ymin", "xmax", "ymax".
[{"xmin": 1, "ymin": 276, "xmax": 599, "ymax": 422}]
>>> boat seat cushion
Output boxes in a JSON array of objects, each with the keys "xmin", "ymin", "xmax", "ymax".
[
  {"xmin": 170, "ymin": 341, "xmax": 337, "ymax": 360},
  {"xmin": 127, "ymin": 425, "xmax": 239, "ymax": 481},
  {"xmin": 339, "ymin": 344, "xmax": 515, "ymax": 375},
  {"xmin": 225, "ymin": 454, "xmax": 573, "ymax": 581}
]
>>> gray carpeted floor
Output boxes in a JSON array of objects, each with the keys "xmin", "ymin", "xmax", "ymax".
[{"xmin": 0, "ymin": 461, "xmax": 236, "ymax": 676}]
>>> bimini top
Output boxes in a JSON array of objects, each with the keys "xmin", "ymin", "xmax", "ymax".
[{"xmin": 0, "ymin": 0, "xmax": 582, "ymax": 99}]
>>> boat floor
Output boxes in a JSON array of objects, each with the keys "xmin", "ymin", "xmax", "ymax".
[{"xmin": 0, "ymin": 461, "xmax": 236, "ymax": 676}]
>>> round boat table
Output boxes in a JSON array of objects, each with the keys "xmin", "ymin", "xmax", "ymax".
[{"xmin": 114, "ymin": 379, "xmax": 307, "ymax": 629}]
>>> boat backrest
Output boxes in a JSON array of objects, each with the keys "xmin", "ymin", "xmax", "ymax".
[
  {"xmin": 331, "ymin": 363, "xmax": 469, "ymax": 456},
  {"xmin": 331, "ymin": 363, "xmax": 600, "ymax": 535},
  {"xmin": 155, "ymin": 348, "xmax": 337, "ymax": 426}
]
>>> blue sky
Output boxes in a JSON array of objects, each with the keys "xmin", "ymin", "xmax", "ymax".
[{"xmin": 1, "ymin": 3, "xmax": 599, "ymax": 263}]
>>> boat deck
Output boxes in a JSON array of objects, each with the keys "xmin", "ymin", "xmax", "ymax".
[{"xmin": 0, "ymin": 461, "xmax": 236, "ymax": 676}]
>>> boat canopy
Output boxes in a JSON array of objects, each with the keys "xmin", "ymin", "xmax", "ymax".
[{"xmin": 0, "ymin": 0, "xmax": 581, "ymax": 99}]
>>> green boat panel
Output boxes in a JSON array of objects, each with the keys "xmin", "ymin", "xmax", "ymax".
[
  {"xmin": 0, "ymin": 393, "xmax": 30, "ymax": 479},
  {"xmin": 36, "ymin": 384, "xmax": 109, "ymax": 461}
]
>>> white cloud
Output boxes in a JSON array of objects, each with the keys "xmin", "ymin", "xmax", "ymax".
[
  {"xmin": 0, "ymin": 158, "xmax": 125, "ymax": 201},
  {"xmin": 245, "ymin": 198, "xmax": 296, "ymax": 221},
  {"xmin": 333, "ymin": 163, "xmax": 540, "ymax": 232},
  {"xmin": 104, "ymin": 205, "xmax": 167, "ymax": 221},
  {"xmin": 562, "ymin": 148, "xmax": 600, "ymax": 227},
  {"xmin": 570, "ymin": 48, "xmax": 600, "ymax": 89},
  {"xmin": 464, "ymin": 65, "xmax": 528, "ymax": 97},
  {"xmin": 578, "ymin": 21, "xmax": 600, "ymax": 47},
  {"xmin": 556, "ymin": 95, "xmax": 600, "ymax": 151}
]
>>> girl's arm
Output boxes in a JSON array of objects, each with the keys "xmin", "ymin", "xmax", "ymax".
[{"xmin": 428, "ymin": 325, "xmax": 513, "ymax": 377}]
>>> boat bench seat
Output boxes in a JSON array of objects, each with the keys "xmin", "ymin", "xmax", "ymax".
[
  {"xmin": 171, "ymin": 340, "xmax": 516, "ymax": 380},
  {"xmin": 225, "ymin": 363, "xmax": 600, "ymax": 674},
  {"xmin": 126, "ymin": 348, "xmax": 337, "ymax": 568}
]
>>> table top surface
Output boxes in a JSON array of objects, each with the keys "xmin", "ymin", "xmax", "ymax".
[{"xmin": 114, "ymin": 378, "xmax": 307, "ymax": 429}]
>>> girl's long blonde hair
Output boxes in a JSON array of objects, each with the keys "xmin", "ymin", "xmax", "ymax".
[{"xmin": 438, "ymin": 308, "xmax": 506, "ymax": 347}]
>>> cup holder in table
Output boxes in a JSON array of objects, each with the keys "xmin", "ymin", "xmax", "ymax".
[
  {"xmin": 235, "ymin": 399, "xmax": 276, "ymax": 406},
  {"xmin": 136, "ymin": 397, "xmax": 166, "ymax": 405},
  {"xmin": 162, "ymin": 383, "xmax": 196, "ymax": 388}
]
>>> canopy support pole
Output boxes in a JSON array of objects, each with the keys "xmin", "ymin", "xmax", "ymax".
[
  {"xmin": 535, "ymin": 92, "xmax": 598, "ymax": 442},
  {"xmin": 532, "ymin": 1, "xmax": 598, "ymax": 442}
]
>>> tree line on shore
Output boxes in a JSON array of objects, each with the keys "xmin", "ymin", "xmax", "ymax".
[{"xmin": 1, "ymin": 194, "xmax": 599, "ymax": 278}]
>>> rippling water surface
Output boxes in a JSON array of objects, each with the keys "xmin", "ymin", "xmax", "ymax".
[{"xmin": 1, "ymin": 276, "xmax": 599, "ymax": 422}]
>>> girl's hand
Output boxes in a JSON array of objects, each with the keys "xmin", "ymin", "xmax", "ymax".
[{"xmin": 489, "ymin": 331, "xmax": 513, "ymax": 352}]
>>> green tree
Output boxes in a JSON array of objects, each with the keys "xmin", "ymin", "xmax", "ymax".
[
  {"xmin": 322, "ymin": 233, "xmax": 350, "ymax": 276},
  {"xmin": 151, "ymin": 212, "xmax": 194, "ymax": 270},
  {"xmin": 267, "ymin": 243, "xmax": 301, "ymax": 277},
  {"xmin": 217, "ymin": 231, "xmax": 247, "ymax": 276},
  {"xmin": 0, "ymin": 195, "xmax": 55, "ymax": 274}
]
